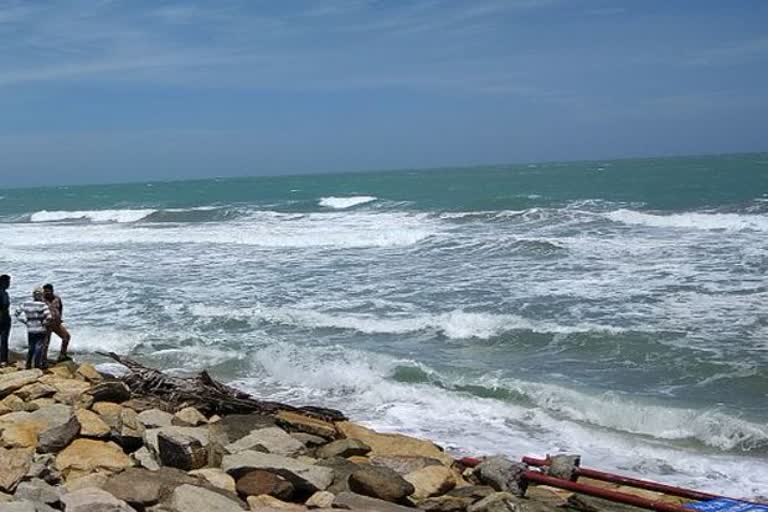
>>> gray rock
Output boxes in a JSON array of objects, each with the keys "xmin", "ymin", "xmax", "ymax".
[
  {"xmin": 546, "ymin": 454, "xmax": 580, "ymax": 481},
  {"xmin": 418, "ymin": 495, "xmax": 472, "ymax": 512},
  {"xmin": 333, "ymin": 491, "xmax": 416, "ymax": 512},
  {"xmin": 132, "ymin": 446, "xmax": 160, "ymax": 471},
  {"xmin": 315, "ymin": 438, "xmax": 371, "ymax": 460},
  {"xmin": 136, "ymin": 409, "xmax": 174, "ymax": 429},
  {"xmin": 26, "ymin": 454, "xmax": 60, "ymax": 485},
  {"xmin": 290, "ymin": 433, "xmax": 326, "ymax": 448},
  {"xmin": 171, "ymin": 407, "xmax": 207, "ymax": 427},
  {"xmin": 218, "ymin": 413, "xmax": 276, "ymax": 443},
  {"xmin": 222, "ymin": 451, "xmax": 334, "ymax": 493},
  {"xmin": 468, "ymin": 492, "xmax": 519, "ymax": 512},
  {"xmin": 12, "ymin": 479, "xmax": 60, "ymax": 505},
  {"xmin": 88, "ymin": 381, "xmax": 131, "ymax": 403},
  {"xmin": 27, "ymin": 405, "xmax": 81, "ymax": 453},
  {"xmin": 102, "ymin": 468, "xmax": 166, "ymax": 507},
  {"xmin": 143, "ymin": 427, "xmax": 209, "ymax": 455},
  {"xmin": 475, "ymin": 457, "xmax": 528, "ymax": 496},
  {"xmin": 157, "ymin": 431, "xmax": 208, "ymax": 471},
  {"xmin": 447, "ymin": 486, "xmax": 496, "ymax": 501},
  {"xmin": 0, "ymin": 501, "xmax": 57, "ymax": 512},
  {"xmin": 348, "ymin": 465, "xmax": 415, "ymax": 503},
  {"xmin": 60, "ymin": 487, "xmax": 137, "ymax": 512},
  {"xmin": 115, "ymin": 408, "xmax": 145, "ymax": 452},
  {"xmin": 371, "ymin": 455, "xmax": 444, "ymax": 476},
  {"xmin": 225, "ymin": 427, "xmax": 304, "ymax": 456},
  {"xmin": 305, "ymin": 490, "xmax": 335, "ymax": 508},
  {"xmin": 315, "ymin": 457, "xmax": 360, "ymax": 494},
  {"xmin": 169, "ymin": 484, "xmax": 246, "ymax": 512}
]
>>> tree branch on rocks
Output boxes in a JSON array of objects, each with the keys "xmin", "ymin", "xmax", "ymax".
[{"xmin": 96, "ymin": 352, "xmax": 347, "ymax": 422}]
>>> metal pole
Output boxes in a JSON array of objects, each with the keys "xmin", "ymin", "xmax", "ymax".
[
  {"xmin": 524, "ymin": 471, "xmax": 692, "ymax": 512},
  {"xmin": 523, "ymin": 456, "xmax": 719, "ymax": 502}
]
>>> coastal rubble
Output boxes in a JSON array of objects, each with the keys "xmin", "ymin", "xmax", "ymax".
[{"xmin": 0, "ymin": 355, "xmax": 695, "ymax": 511}]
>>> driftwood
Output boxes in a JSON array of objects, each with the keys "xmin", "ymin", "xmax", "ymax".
[{"xmin": 97, "ymin": 351, "xmax": 347, "ymax": 422}]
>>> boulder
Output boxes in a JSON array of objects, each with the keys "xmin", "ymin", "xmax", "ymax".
[
  {"xmin": 121, "ymin": 398, "xmax": 166, "ymax": 413},
  {"xmin": 60, "ymin": 487, "xmax": 136, "ymax": 512},
  {"xmin": 26, "ymin": 453, "xmax": 60, "ymax": 484},
  {"xmin": 0, "ymin": 418, "xmax": 39, "ymax": 448},
  {"xmin": 12, "ymin": 478, "xmax": 61, "ymax": 505},
  {"xmin": 88, "ymin": 381, "xmax": 131, "ymax": 403},
  {"xmin": 75, "ymin": 409, "xmax": 110, "ymax": 438},
  {"xmin": 315, "ymin": 439, "xmax": 370, "ymax": 460},
  {"xmin": 137, "ymin": 409, "xmax": 174, "ymax": 429},
  {"xmin": 315, "ymin": 457, "xmax": 360, "ymax": 494},
  {"xmin": 289, "ymin": 433, "xmax": 326, "ymax": 448},
  {"xmin": 305, "ymin": 490, "xmax": 335, "ymax": 509},
  {"xmin": 143, "ymin": 426, "xmax": 209, "ymax": 455},
  {"xmin": 14, "ymin": 383, "xmax": 55, "ymax": 402},
  {"xmin": 61, "ymin": 473, "xmax": 109, "ymax": 493},
  {"xmin": 157, "ymin": 430, "xmax": 208, "ymax": 471},
  {"xmin": 405, "ymin": 465, "xmax": 457, "ymax": 500},
  {"xmin": 38, "ymin": 377, "xmax": 90, "ymax": 405},
  {"xmin": 246, "ymin": 494, "xmax": 306, "ymax": 511},
  {"xmin": 418, "ymin": 495, "xmax": 472, "ymax": 512},
  {"xmin": 116, "ymin": 408, "xmax": 145, "ymax": 451},
  {"xmin": 218, "ymin": 414, "xmax": 276, "ymax": 443},
  {"xmin": 30, "ymin": 399, "xmax": 57, "ymax": 411},
  {"xmin": 235, "ymin": 470, "xmax": 294, "ymax": 500},
  {"xmin": 467, "ymin": 492, "xmax": 520, "ymax": 512},
  {"xmin": 0, "ymin": 370, "xmax": 43, "ymax": 398},
  {"xmin": 333, "ymin": 491, "xmax": 416, "ymax": 512},
  {"xmin": 132, "ymin": 446, "xmax": 160, "ymax": 471},
  {"xmin": 348, "ymin": 465, "xmax": 415, "ymax": 503},
  {"xmin": 447, "ymin": 486, "xmax": 495, "ymax": 501},
  {"xmin": 1, "ymin": 395, "xmax": 28, "ymax": 413},
  {"xmin": 337, "ymin": 422, "xmax": 453, "ymax": 466},
  {"xmin": 275, "ymin": 412, "xmax": 336, "ymax": 440},
  {"xmin": 222, "ymin": 451, "xmax": 333, "ymax": 493},
  {"xmin": 92, "ymin": 402, "xmax": 123, "ymax": 432},
  {"xmin": 169, "ymin": 484, "xmax": 246, "ymax": 512},
  {"xmin": 0, "ymin": 502, "xmax": 57, "ymax": 512},
  {"xmin": 371, "ymin": 455, "xmax": 445, "ymax": 476},
  {"xmin": 54, "ymin": 439, "xmax": 132, "ymax": 478},
  {"xmin": 30, "ymin": 405, "xmax": 81, "ymax": 453},
  {"xmin": 226, "ymin": 427, "xmax": 305, "ymax": 456},
  {"xmin": 474, "ymin": 457, "xmax": 528, "ymax": 496},
  {"xmin": 102, "ymin": 468, "xmax": 163, "ymax": 507},
  {"xmin": 172, "ymin": 407, "xmax": 207, "ymax": 427},
  {"xmin": 0, "ymin": 447, "xmax": 34, "ymax": 492},
  {"xmin": 189, "ymin": 468, "xmax": 236, "ymax": 493},
  {"xmin": 75, "ymin": 364, "xmax": 103, "ymax": 383}
]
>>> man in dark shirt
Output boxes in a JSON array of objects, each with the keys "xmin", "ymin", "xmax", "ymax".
[
  {"xmin": 0, "ymin": 274, "xmax": 10, "ymax": 366},
  {"xmin": 42, "ymin": 283, "xmax": 72, "ymax": 362}
]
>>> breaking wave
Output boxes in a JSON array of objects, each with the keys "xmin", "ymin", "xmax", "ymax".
[
  {"xmin": 604, "ymin": 209, "xmax": 768, "ymax": 232},
  {"xmin": 30, "ymin": 209, "xmax": 156, "ymax": 223},
  {"xmin": 319, "ymin": 196, "xmax": 377, "ymax": 209}
]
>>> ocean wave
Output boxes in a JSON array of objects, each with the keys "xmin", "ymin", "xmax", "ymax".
[
  {"xmin": 604, "ymin": 209, "xmax": 768, "ymax": 232},
  {"xmin": 319, "ymin": 196, "xmax": 377, "ymax": 209},
  {"xmin": 29, "ymin": 209, "xmax": 156, "ymax": 223},
  {"xmin": 193, "ymin": 306, "xmax": 628, "ymax": 339}
]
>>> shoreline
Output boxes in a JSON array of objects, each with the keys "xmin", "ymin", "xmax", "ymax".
[{"xmin": 0, "ymin": 353, "xmax": 756, "ymax": 511}]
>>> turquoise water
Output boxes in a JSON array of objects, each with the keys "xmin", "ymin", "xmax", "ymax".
[{"xmin": 1, "ymin": 153, "xmax": 767, "ymax": 496}]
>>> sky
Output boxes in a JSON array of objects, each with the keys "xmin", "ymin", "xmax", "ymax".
[{"xmin": 0, "ymin": 0, "xmax": 767, "ymax": 186}]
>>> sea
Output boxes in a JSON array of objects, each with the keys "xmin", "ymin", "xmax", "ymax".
[{"xmin": 1, "ymin": 153, "xmax": 767, "ymax": 498}]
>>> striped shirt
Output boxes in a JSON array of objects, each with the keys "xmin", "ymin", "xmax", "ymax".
[{"xmin": 15, "ymin": 301, "xmax": 52, "ymax": 334}]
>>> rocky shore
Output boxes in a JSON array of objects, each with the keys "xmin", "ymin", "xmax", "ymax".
[{"xmin": 0, "ymin": 355, "xmax": 695, "ymax": 512}]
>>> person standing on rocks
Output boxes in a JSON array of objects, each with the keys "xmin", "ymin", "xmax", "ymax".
[
  {"xmin": 43, "ymin": 283, "xmax": 72, "ymax": 362},
  {"xmin": 0, "ymin": 274, "xmax": 11, "ymax": 367},
  {"xmin": 15, "ymin": 287, "xmax": 53, "ymax": 369}
]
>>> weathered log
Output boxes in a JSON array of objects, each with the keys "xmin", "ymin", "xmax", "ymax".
[{"xmin": 96, "ymin": 352, "xmax": 347, "ymax": 422}]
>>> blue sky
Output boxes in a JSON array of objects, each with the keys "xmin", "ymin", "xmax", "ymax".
[{"xmin": 0, "ymin": 0, "xmax": 766, "ymax": 186}]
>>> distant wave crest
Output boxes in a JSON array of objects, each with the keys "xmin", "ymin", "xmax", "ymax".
[
  {"xmin": 319, "ymin": 196, "xmax": 377, "ymax": 209},
  {"xmin": 30, "ymin": 209, "xmax": 156, "ymax": 223}
]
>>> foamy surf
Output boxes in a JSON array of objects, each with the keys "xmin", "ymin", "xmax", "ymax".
[
  {"xmin": 29, "ymin": 208, "xmax": 156, "ymax": 223},
  {"xmin": 604, "ymin": 209, "xmax": 768, "ymax": 231},
  {"xmin": 318, "ymin": 195, "xmax": 377, "ymax": 209}
]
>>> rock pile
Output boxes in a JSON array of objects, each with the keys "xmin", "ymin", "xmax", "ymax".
[{"xmin": 0, "ymin": 358, "xmax": 644, "ymax": 512}]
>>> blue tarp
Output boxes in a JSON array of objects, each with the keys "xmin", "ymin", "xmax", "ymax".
[{"xmin": 686, "ymin": 499, "xmax": 768, "ymax": 512}]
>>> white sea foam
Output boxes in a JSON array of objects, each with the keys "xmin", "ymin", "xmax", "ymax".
[
  {"xmin": 30, "ymin": 209, "xmax": 156, "ymax": 223},
  {"xmin": 3, "ymin": 211, "xmax": 436, "ymax": 249},
  {"xmin": 236, "ymin": 342, "xmax": 768, "ymax": 496},
  {"xmin": 192, "ymin": 305, "xmax": 628, "ymax": 339},
  {"xmin": 318, "ymin": 196, "xmax": 377, "ymax": 209},
  {"xmin": 604, "ymin": 209, "xmax": 768, "ymax": 231}
]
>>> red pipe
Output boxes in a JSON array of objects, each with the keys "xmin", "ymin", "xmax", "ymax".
[
  {"xmin": 524, "ymin": 471, "xmax": 691, "ymax": 512},
  {"xmin": 523, "ymin": 456, "xmax": 718, "ymax": 501}
]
